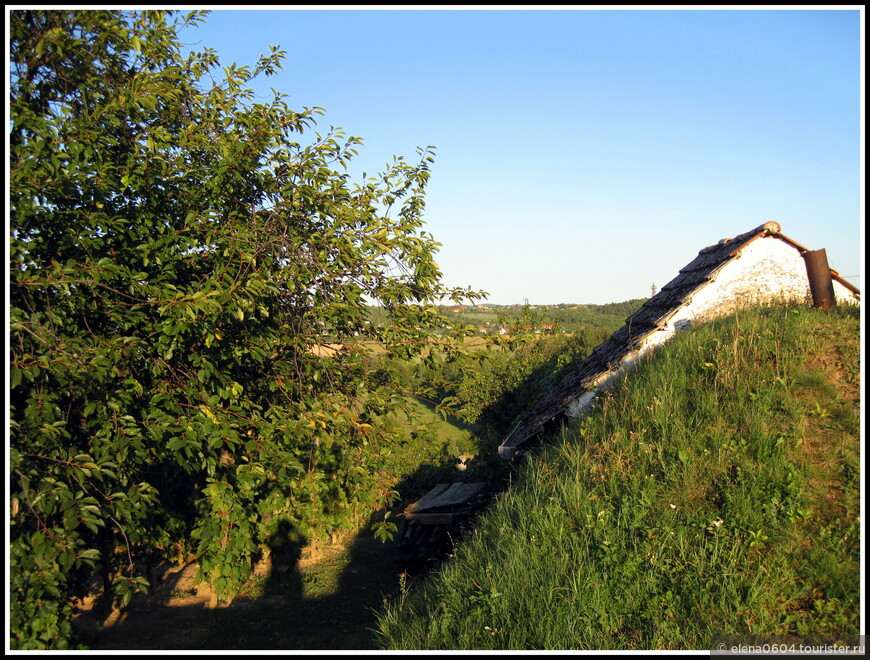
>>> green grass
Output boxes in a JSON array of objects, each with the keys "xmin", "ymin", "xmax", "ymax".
[{"xmin": 374, "ymin": 303, "xmax": 861, "ymax": 650}]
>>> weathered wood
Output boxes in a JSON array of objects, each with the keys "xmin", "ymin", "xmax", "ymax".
[
  {"xmin": 405, "ymin": 483, "xmax": 450, "ymax": 514},
  {"xmin": 406, "ymin": 482, "xmax": 488, "ymax": 514},
  {"xmin": 404, "ymin": 512, "xmax": 455, "ymax": 524},
  {"xmin": 399, "ymin": 482, "xmax": 491, "ymax": 573}
]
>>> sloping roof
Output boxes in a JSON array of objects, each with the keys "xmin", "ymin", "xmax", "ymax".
[{"xmin": 498, "ymin": 221, "xmax": 859, "ymax": 456}]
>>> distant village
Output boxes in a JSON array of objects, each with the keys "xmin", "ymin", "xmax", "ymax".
[{"xmin": 440, "ymin": 303, "xmax": 589, "ymax": 336}]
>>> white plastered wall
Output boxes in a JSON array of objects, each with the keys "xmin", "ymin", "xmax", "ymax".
[
  {"xmin": 656, "ymin": 236, "xmax": 859, "ymax": 341},
  {"xmin": 832, "ymin": 278, "xmax": 860, "ymax": 302},
  {"xmin": 565, "ymin": 236, "xmax": 859, "ymax": 420},
  {"xmin": 648, "ymin": 236, "xmax": 813, "ymax": 345}
]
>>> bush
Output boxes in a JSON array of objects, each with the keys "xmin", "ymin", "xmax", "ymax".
[{"xmin": 9, "ymin": 9, "xmax": 480, "ymax": 647}]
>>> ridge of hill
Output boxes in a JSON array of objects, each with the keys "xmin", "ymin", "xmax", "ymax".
[{"xmin": 375, "ymin": 303, "xmax": 861, "ymax": 650}]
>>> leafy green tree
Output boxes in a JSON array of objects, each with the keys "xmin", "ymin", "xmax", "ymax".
[{"xmin": 9, "ymin": 9, "xmax": 481, "ymax": 648}]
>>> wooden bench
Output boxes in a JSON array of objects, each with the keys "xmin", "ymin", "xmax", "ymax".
[
  {"xmin": 404, "ymin": 482, "xmax": 489, "ymax": 524},
  {"xmin": 399, "ymin": 482, "xmax": 489, "ymax": 572}
]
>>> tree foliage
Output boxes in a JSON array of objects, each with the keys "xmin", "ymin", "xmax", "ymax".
[{"xmin": 9, "ymin": 9, "xmax": 481, "ymax": 648}]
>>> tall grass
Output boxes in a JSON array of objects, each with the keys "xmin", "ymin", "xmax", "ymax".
[{"xmin": 375, "ymin": 303, "xmax": 861, "ymax": 650}]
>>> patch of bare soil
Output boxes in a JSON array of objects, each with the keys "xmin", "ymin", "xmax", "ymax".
[
  {"xmin": 75, "ymin": 531, "xmax": 406, "ymax": 651},
  {"xmin": 805, "ymin": 334, "xmax": 860, "ymax": 404},
  {"xmin": 795, "ymin": 333, "xmax": 861, "ymax": 524},
  {"xmin": 72, "ymin": 557, "xmax": 259, "ymax": 649}
]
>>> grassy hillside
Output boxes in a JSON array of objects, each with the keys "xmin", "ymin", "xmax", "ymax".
[{"xmin": 375, "ymin": 303, "xmax": 861, "ymax": 650}]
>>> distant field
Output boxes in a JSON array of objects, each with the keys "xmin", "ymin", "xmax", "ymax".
[
  {"xmin": 310, "ymin": 335, "xmax": 496, "ymax": 357},
  {"xmin": 362, "ymin": 300, "xmax": 647, "ymax": 338}
]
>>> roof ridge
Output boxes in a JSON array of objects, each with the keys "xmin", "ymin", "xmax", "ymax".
[{"xmin": 496, "ymin": 221, "xmax": 859, "ymax": 459}]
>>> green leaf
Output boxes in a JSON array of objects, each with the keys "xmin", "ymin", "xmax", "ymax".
[{"xmin": 8, "ymin": 7, "xmax": 487, "ymax": 649}]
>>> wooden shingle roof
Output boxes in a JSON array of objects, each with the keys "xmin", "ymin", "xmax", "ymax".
[{"xmin": 497, "ymin": 221, "xmax": 858, "ymax": 456}]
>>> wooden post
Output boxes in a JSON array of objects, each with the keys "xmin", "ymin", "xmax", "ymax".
[{"xmin": 803, "ymin": 249, "xmax": 836, "ymax": 310}]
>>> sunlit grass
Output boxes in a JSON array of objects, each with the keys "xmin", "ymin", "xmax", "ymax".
[{"xmin": 375, "ymin": 303, "xmax": 860, "ymax": 650}]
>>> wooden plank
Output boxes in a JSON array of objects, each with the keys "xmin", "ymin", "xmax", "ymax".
[
  {"xmin": 410, "ymin": 482, "xmax": 487, "ymax": 513},
  {"xmin": 404, "ymin": 512, "xmax": 455, "ymax": 524},
  {"xmin": 406, "ymin": 483, "xmax": 451, "ymax": 514}
]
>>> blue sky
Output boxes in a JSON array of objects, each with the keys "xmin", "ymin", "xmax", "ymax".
[{"xmin": 177, "ymin": 7, "xmax": 862, "ymax": 305}]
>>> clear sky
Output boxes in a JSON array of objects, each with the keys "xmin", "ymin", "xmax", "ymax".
[{"xmin": 176, "ymin": 7, "xmax": 863, "ymax": 305}]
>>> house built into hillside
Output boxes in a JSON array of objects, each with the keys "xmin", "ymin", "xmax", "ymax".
[{"xmin": 497, "ymin": 221, "xmax": 860, "ymax": 459}]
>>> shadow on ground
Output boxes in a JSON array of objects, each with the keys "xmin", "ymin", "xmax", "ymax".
[
  {"xmin": 81, "ymin": 448, "xmax": 518, "ymax": 651},
  {"xmin": 80, "ymin": 355, "xmax": 557, "ymax": 651},
  {"xmin": 81, "ymin": 438, "xmax": 506, "ymax": 651},
  {"xmin": 84, "ymin": 521, "xmax": 407, "ymax": 651}
]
